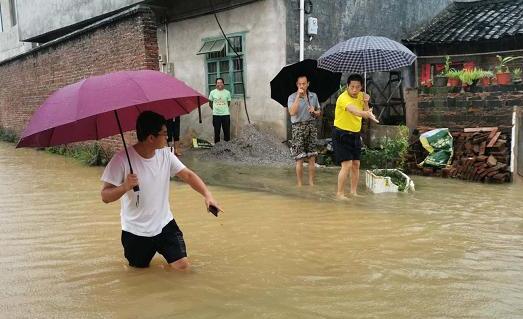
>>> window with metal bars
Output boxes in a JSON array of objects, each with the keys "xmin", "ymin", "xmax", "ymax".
[{"xmin": 198, "ymin": 34, "xmax": 246, "ymax": 96}]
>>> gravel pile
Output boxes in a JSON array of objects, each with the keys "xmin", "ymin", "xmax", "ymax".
[{"xmin": 194, "ymin": 124, "xmax": 293, "ymax": 166}]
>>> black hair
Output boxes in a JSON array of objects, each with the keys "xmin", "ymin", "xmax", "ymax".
[
  {"xmin": 296, "ymin": 74, "xmax": 308, "ymax": 82},
  {"xmin": 347, "ymin": 74, "xmax": 364, "ymax": 85},
  {"xmin": 216, "ymin": 77, "xmax": 225, "ymax": 84},
  {"xmin": 136, "ymin": 111, "xmax": 166, "ymax": 142}
]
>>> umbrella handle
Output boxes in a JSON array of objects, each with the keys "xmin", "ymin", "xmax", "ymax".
[{"xmin": 114, "ymin": 110, "xmax": 140, "ymax": 193}]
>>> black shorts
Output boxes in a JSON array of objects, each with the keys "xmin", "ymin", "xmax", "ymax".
[
  {"xmin": 332, "ymin": 127, "xmax": 362, "ymax": 164},
  {"xmin": 121, "ymin": 219, "xmax": 187, "ymax": 268}
]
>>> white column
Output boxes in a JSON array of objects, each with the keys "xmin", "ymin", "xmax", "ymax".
[{"xmin": 299, "ymin": 0, "xmax": 304, "ymax": 61}]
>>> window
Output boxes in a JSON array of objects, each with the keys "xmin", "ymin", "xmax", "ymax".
[
  {"xmin": 9, "ymin": 0, "xmax": 16, "ymax": 26},
  {"xmin": 198, "ymin": 34, "xmax": 246, "ymax": 96}
]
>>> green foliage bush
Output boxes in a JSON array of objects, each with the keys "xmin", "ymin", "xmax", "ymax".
[
  {"xmin": 0, "ymin": 127, "xmax": 19, "ymax": 143},
  {"xmin": 46, "ymin": 142, "xmax": 110, "ymax": 166},
  {"xmin": 361, "ymin": 126, "xmax": 409, "ymax": 170}
]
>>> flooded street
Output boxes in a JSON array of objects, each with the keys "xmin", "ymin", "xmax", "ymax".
[{"xmin": 1, "ymin": 141, "xmax": 522, "ymax": 318}]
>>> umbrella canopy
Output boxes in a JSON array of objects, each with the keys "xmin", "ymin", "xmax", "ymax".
[
  {"xmin": 317, "ymin": 36, "xmax": 416, "ymax": 73},
  {"xmin": 270, "ymin": 59, "xmax": 341, "ymax": 107},
  {"xmin": 17, "ymin": 70, "xmax": 208, "ymax": 148}
]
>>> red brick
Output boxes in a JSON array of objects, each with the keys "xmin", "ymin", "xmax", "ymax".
[{"xmin": 0, "ymin": 9, "xmax": 159, "ymax": 154}]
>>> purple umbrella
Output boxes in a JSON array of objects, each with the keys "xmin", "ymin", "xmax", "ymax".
[
  {"xmin": 17, "ymin": 70, "xmax": 207, "ymax": 147},
  {"xmin": 17, "ymin": 70, "xmax": 208, "ymax": 193}
]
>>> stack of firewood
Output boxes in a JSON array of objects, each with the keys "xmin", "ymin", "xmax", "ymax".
[
  {"xmin": 445, "ymin": 127, "xmax": 510, "ymax": 183},
  {"xmin": 405, "ymin": 127, "xmax": 511, "ymax": 183}
]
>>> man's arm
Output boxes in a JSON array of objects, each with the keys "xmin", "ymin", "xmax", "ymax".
[
  {"xmin": 176, "ymin": 168, "xmax": 222, "ymax": 211},
  {"xmin": 309, "ymin": 95, "xmax": 321, "ymax": 117},
  {"xmin": 288, "ymin": 91, "xmax": 304, "ymax": 116},
  {"xmin": 209, "ymin": 101, "xmax": 213, "ymax": 109},
  {"xmin": 346, "ymin": 104, "xmax": 379, "ymax": 123},
  {"xmin": 101, "ymin": 174, "xmax": 138, "ymax": 203},
  {"xmin": 288, "ymin": 97, "xmax": 300, "ymax": 116}
]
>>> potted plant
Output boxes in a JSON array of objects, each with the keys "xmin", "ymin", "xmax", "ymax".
[
  {"xmin": 460, "ymin": 68, "xmax": 486, "ymax": 92},
  {"xmin": 480, "ymin": 70, "xmax": 494, "ymax": 86},
  {"xmin": 434, "ymin": 55, "xmax": 451, "ymax": 87},
  {"xmin": 447, "ymin": 69, "xmax": 462, "ymax": 87},
  {"xmin": 512, "ymin": 67, "xmax": 522, "ymax": 84},
  {"xmin": 495, "ymin": 55, "xmax": 523, "ymax": 85}
]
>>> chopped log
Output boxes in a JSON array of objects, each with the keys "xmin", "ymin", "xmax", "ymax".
[
  {"xmin": 407, "ymin": 126, "xmax": 511, "ymax": 183},
  {"xmin": 464, "ymin": 127, "xmax": 497, "ymax": 132},
  {"xmin": 492, "ymin": 173, "xmax": 507, "ymax": 181},
  {"xmin": 472, "ymin": 135, "xmax": 488, "ymax": 144},
  {"xmin": 476, "ymin": 155, "xmax": 488, "ymax": 162},
  {"xmin": 487, "ymin": 128, "xmax": 499, "ymax": 140},
  {"xmin": 473, "ymin": 144, "xmax": 480, "ymax": 154},
  {"xmin": 487, "ymin": 131, "xmax": 501, "ymax": 147},
  {"xmin": 487, "ymin": 155, "xmax": 497, "ymax": 167},
  {"xmin": 479, "ymin": 141, "xmax": 486, "ymax": 155}
]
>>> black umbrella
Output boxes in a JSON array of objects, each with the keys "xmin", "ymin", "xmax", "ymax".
[{"xmin": 270, "ymin": 59, "xmax": 341, "ymax": 107}]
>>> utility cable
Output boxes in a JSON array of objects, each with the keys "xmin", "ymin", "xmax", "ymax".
[{"xmin": 208, "ymin": 0, "xmax": 251, "ymax": 124}]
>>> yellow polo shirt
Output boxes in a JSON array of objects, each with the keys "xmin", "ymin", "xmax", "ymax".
[{"xmin": 334, "ymin": 91, "xmax": 364, "ymax": 132}]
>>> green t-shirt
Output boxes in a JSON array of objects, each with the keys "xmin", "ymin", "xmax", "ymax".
[{"xmin": 209, "ymin": 89, "xmax": 232, "ymax": 116}]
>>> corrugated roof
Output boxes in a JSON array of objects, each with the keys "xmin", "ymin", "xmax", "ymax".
[{"xmin": 403, "ymin": 0, "xmax": 523, "ymax": 54}]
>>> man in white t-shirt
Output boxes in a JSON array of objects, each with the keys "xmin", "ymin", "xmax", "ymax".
[
  {"xmin": 208, "ymin": 77, "xmax": 232, "ymax": 143},
  {"xmin": 101, "ymin": 111, "xmax": 222, "ymax": 270}
]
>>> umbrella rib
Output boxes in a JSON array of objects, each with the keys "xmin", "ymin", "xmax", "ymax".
[
  {"xmin": 75, "ymin": 78, "xmax": 89, "ymax": 120},
  {"xmin": 126, "ymin": 75, "xmax": 150, "ymax": 102},
  {"xmin": 173, "ymin": 99, "xmax": 190, "ymax": 115},
  {"xmin": 48, "ymin": 126, "xmax": 57, "ymax": 147},
  {"xmin": 95, "ymin": 114, "xmax": 100, "ymax": 140}
]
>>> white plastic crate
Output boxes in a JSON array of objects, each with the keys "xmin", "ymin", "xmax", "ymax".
[{"xmin": 365, "ymin": 169, "xmax": 415, "ymax": 193}]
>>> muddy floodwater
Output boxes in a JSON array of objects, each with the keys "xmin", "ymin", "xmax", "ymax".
[{"xmin": 1, "ymin": 142, "xmax": 522, "ymax": 318}]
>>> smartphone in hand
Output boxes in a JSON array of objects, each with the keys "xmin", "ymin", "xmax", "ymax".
[{"xmin": 208, "ymin": 205, "xmax": 220, "ymax": 217}]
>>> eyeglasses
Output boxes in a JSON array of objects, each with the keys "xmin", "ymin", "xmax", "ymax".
[{"xmin": 154, "ymin": 131, "xmax": 168, "ymax": 137}]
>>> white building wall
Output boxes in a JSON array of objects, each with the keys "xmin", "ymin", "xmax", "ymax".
[
  {"xmin": 160, "ymin": 0, "xmax": 287, "ymax": 142},
  {"xmin": 0, "ymin": 0, "xmax": 31, "ymax": 62},
  {"xmin": 15, "ymin": 0, "xmax": 142, "ymax": 41}
]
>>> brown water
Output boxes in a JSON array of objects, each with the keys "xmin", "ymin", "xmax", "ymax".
[{"xmin": 1, "ymin": 141, "xmax": 522, "ymax": 318}]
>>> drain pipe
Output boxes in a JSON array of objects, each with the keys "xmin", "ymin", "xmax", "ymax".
[
  {"xmin": 299, "ymin": 0, "xmax": 304, "ymax": 61},
  {"xmin": 165, "ymin": 21, "xmax": 169, "ymax": 66}
]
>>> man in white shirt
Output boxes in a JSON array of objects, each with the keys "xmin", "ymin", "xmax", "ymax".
[{"xmin": 101, "ymin": 111, "xmax": 221, "ymax": 270}]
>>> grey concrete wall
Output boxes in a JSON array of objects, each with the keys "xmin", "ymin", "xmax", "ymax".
[
  {"xmin": 16, "ymin": 0, "xmax": 142, "ymax": 41},
  {"xmin": 165, "ymin": 0, "xmax": 287, "ymax": 141},
  {"xmin": 285, "ymin": 0, "xmax": 453, "ymax": 88},
  {"xmin": 0, "ymin": 0, "xmax": 31, "ymax": 61},
  {"xmin": 285, "ymin": 0, "xmax": 453, "ymax": 62}
]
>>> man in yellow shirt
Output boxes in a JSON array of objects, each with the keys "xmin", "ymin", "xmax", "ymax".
[{"xmin": 333, "ymin": 74, "xmax": 378, "ymax": 199}]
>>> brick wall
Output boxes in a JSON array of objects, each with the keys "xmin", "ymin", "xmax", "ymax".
[
  {"xmin": 0, "ymin": 7, "xmax": 158, "ymax": 153},
  {"xmin": 417, "ymin": 85, "xmax": 520, "ymax": 129},
  {"xmin": 411, "ymin": 85, "xmax": 521, "ymax": 182}
]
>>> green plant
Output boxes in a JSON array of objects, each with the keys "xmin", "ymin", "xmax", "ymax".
[
  {"xmin": 458, "ymin": 68, "xmax": 484, "ymax": 86},
  {"xmin": 495, "ymin": 55, "xmax": 523, "ymax": 73},
  {"xmin": 361, "ymin": 126, "xmax": 409, "ymax": 170},
  {"xmin": 46, "ymin": 142, "xmax": 110, "ymax": 166},
  {"xmin": 439, "ymin": 55, "xmax": 452, "ymax": 76},
  {"xmin": 446, "ymin": 69, "xmax": 461, "ymax": 80},
  {"xmin": 512, "ymin": 67, "xmax": 522, "ymax": 80},
  {"xmin": 0, "ymin": 127, "xmax": 19, "ymax": 143},
  {"xmin": 378, "ymin": 169, "xmax": 408, "ymax": 191},
  {"xmin": 479, "ymin": 70, "xmax": 494, "ymax": 79}
]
